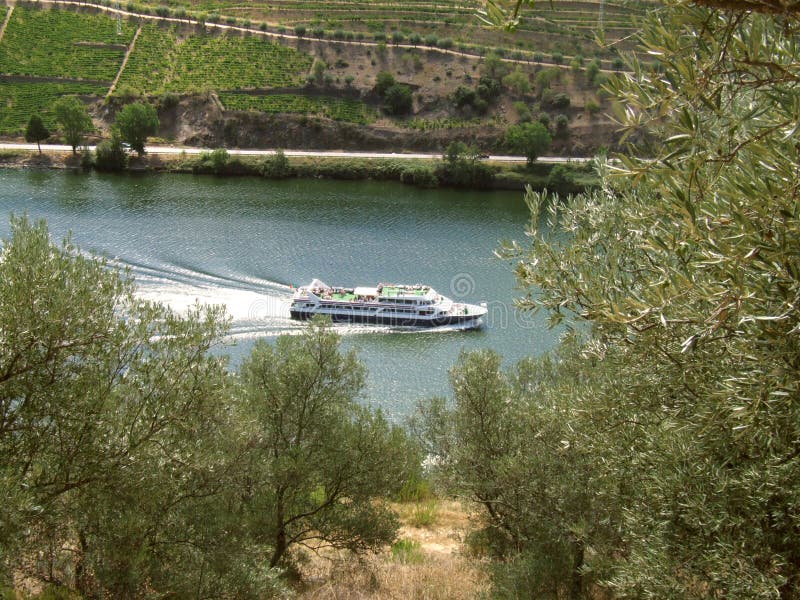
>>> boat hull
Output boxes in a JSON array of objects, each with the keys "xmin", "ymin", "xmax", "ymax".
[{"xmin": 290, "ymin": 309, "xmax": 483, "ymax": 327}]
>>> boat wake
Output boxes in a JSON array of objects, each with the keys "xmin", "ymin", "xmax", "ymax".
[{"xmin": 120, "ymin": 260, "xmax": 482, "ymax": 339}]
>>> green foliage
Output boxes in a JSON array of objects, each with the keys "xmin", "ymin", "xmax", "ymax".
[
  {"xmin": 546, "ymin": 92, "xmax": 570, "ymax": 109},
  {"xmin": 504, "ymin": 121, "xmax": 551, "ymax": 164},
  {"xmin": 220, "ymin": 93, "xmax": 376, "ymax": 125},
  {"xmin": 312, "ymin": 59, "xmax": 327, "ymax": 84},
  {"xmin": 374, "ymin": 71, "xmax": 396, "ymax": 96},
  {"xmin": 536, "ymin": 68, "xmax": 561, "ymax": 93},
  {"xmin": 196, "ymin": 148, "xmax": 230, "ymax": 174},
  {"xmin": 52, "ymin": 96, "xmax": 93, "ymax": 154},
  {"xmin": 0, "ymin": 81, "xmax": 98, "ymax": 135},
  {"xmin": 94, "ymin": 135, "xmax": 129, "ymax": 171},
  {"xmin": 117, "ymin": 26, "xmax": 313, "ymax": 94},
  {"xmin": 476, "ymin": 76, "xmax": 502, "ymax": 103},
  {"xmin": 502, "ymin": 67, "xmax": 531, "ymax": 95},
  {"xmin": 114, "ymin": 102, "xmax": 159, "ymax": 155},
  {"xmin": 436, "ymin": 141, "xmax": 495, "ymax": 188},
  {"xmin": 259, "ymin": 149, "xmax": 293, "ymax": 178},
  {"xmin": 400, "ymin": 165, "xmax": 439, "ymax": 188},
  {"xmin": 391, "ymin": 539, "xmax": 424, "ymax": 564},
  {"xmin": 546, "ymin": 163, "xmax": 576, "ymax": 193},
  {"xmin": 409, "ymin": 500, "xmax": 439, "ymax": 528},
  {"xmin": 24, "ymin": 115, "xmax": 49, "ymax": 153},
  {"xmin": 490, "ymin": 2, "xmax": 800, "ymax": 597},
  {"xmin": 413, "ymin": 348, "xmax": 614, "ymax": 598},
  {"xmin": 0, "ymin": 6, "xmax": 135, "ymax": 81},
  {"xmin": 586, "ymin": 59, "xmax": 600, "ymax": 85},
  {"xmin": 481, "ymin": 51, "xmax": 508, "ymax": 80},
  {"xmin": 452, "ymin": 85, "xmax": 477, "ymax": 109},
  {"xmin": 553, "ymin": 113, "xmax": 569, "ymax": 135},
  {"xmin": 0, "ymin": 217, "xmax": 284, "ymax": 598},
  {"xmin": 235, "ymin": 319, "xmax": 420, "ymax": 568},
  {"xmin": 383, "ymin": 84, "xmax": 413, "ymax": 115},
  {"xmin": 512, "ymin": 101, "xmax": 531, "ymax": 122}
]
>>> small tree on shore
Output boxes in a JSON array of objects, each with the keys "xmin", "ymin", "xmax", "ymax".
[
  {"xmin": 114, "ymin": 102, "xmax": 159, "ymax": 156},
  {"xmin": 25, "ymin": 115, "xmax": 50, "ymax": 154},
  {"xmin": 504, "ymin": 121, "xmax": 551, "ymax": 164},
  {"xmin": 52, "ymin": 96, "xmax": 92, "ymax": 155}
]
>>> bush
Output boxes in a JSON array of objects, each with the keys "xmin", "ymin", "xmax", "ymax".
[
  {"xmin": 391, "ymin": 31, "xmax": 405, "ymax": 44},
  {"xmin": 259, "ymin": 149, "xmax": 292, "ymax": 179},
  {"xmin": 537, "ymin": 112, "xmax": 551, "ymax": 127},
  {"xmin": 452, "ymin": 85, "xmax": 477, "ymax": 109},
  {"xmin": 513, "ymin": 100, "xmax": 532, "ymax": 122},
  {"xmin": 410, "ymin": 500, "xmax": 439, "ymax": 528},
  {"xmin": 408, "ymin": 32, "xmax": 421, "ymax": 45},
  {"xmin": 549, "ymin": 92, "xmax": 571, "ymax": 109},
  {"xmin": 438, "ymin": 38, "xmax": 453, "ymax": 49},
  {"xmin": 424, "ymin": 34, "xmax": 438, "ymax": 47},
  {"xmin": 586, "ymin": 59, "xmax": 601, "ymax": 85},
  {"xmin": 551, "ymin": 52, "xmax": 563, "ymax": 65},
  {"xmin": 400, "ymin": 165, "xmax": 438, "ymax": 188},
  {"xmin": 437, "ymin": 141, "xmax": 495, "ymax": 188},
  {"xmin": 547, "ymin": 163, "xmax": 576, "ymax": 192},
  {"xmin": 586, "ymin": 99, "xmax": 600, "ymax": 114},
  {"xmin": 293, "ymin": 25, "xmax": 306, "ymax": 37},
  {"xmin": 554, "ymin": 113, "xmax": 569, "ymax": 134},
  {"xmin": 391, "ymin": 539, "xmax": 424, "ymax": 565},
  {"xmin": 374, "ymin": 71, "xmax": 396, "ymax": 96},
  {"xmin": 476, "ymin": 76, "xmax": 502, "ymax": 103},
  {"xmin": 383, "ymin": 84, "xmax": 413, "ymax": 115},
  {"xmin": 94, "ymin": 137, "xmax": 128, "ymax": 172},
  {"xmin": 502, "ymin": 68, "xmax": 531, "ymax": 95},
  {"xmin": 195, "ymin": 148, "xmax": 230, "ymax": 174}
]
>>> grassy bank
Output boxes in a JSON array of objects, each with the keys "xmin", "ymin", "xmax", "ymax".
[{"xmin": 0, "ymin": 148, "xmax": 598, "ymax": 194}]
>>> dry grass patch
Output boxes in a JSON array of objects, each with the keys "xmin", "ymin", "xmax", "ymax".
[{"xmin": 298, "ymin": 499, "xmax": 488, "ymax": 599}]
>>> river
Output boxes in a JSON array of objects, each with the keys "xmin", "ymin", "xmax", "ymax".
[{"xmin": 0, "ymin": 169, "xmax": 559, "ymax": 419}]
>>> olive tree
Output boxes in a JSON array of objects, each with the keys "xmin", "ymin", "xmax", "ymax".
[
  {"xmin": 0, "ymin": 217, "xmax": 287, "ymax": 598},
  {"xmin": 495, "ymin": 1, "xmax": 800, "ymax": 596},
  {"xmin": 236, "ymin": 319, "xmax": 419, "ymax": 570}
]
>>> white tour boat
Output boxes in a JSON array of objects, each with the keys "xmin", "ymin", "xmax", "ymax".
[{"xmin": 290, "ymin": 279, "xmax": 487, "ymax": 327}]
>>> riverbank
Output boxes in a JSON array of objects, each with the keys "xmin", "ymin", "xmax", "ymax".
[{"xmin": 0, "ymin": 148, "xmax": 596, "ymax": 194}]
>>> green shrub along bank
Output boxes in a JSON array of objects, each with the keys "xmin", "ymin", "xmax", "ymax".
[{"xmin": 82, "ymin": 149, "xmax": 595, "ymax": 193}]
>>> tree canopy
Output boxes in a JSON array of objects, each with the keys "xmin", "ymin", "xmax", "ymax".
[
  {"xmin": 114, "ymin": 102, "xmax": 159, "ymax": 156},
  {"xmin": 504, "ymin": 121, "xmax": 551, "ymax": 164},
  {"xmin": 0, "ymin": 220, "xmax": 417, "ymax": 597},
  {"xmin": 418, "ymin": 0, "xmax": 800, "ymax": 597},
  {"xmin": 24, "ymin": 115, "xmax": 49, "ymax": 153},
  {"xmin": 52, "ymin": 96, "xmax": 92, "ymax": 154}
]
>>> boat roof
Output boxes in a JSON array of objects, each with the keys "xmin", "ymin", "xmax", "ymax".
[{"xmin": 379, "ymin": 284, "xmax": 432, "ymax": 298}]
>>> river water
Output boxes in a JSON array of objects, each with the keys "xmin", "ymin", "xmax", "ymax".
[{"xmin": 0, "ymin": 169, "xmax": 559, "ymax": 419}]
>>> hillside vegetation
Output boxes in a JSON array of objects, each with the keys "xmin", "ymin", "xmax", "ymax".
[{"xmin": 0, "ymin": 0, "xmax": 644, "ymax": 154}]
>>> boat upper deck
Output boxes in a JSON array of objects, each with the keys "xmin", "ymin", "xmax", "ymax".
[{"xmin": 296, "ymin": 282, "xmax": 439, "ymax": 304}]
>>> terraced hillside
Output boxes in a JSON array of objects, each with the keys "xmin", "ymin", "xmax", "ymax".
[
  {"xmin": 0, "ymin": 1, "xmax": 634, "ymax": 153},
  {"xmin": 157, "ymin": 0, "xmax": 650, "ymax": 59},
  {"xmin": 0, "ymin": 5, "xmax": 135, "ymax": 80},
  {"xmin": 117, "ymin": 24, "xmax": 313, "ymax": 94}
]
